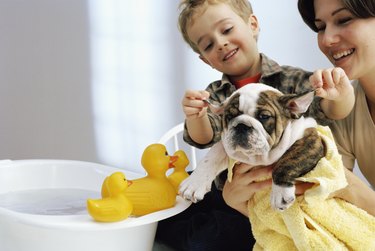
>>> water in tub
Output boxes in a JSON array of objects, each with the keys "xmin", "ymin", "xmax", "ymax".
[{"xmin": 0, "ymin": 188, "xmax": 99, "ymax": 215}]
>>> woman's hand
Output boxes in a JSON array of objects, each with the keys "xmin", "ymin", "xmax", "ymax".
[
  {"xmin": 222, "ymin": 164, "xmax": 272, "ymax": 216},
  {"xmin": 310, "ymin": 67, "xmax": 354, "ymax": 120},
  {"xmin": 309, "ymin": 67, "xmax": 352, "ymax": 101},
  {"xmin": 181, "ymin": 89, "xmax": 210, "ymax": 119}
]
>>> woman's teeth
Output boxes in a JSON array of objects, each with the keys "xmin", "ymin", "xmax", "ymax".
[{"xmin": 333, "ymin": 49, "xmax": 354, "ymax": 60}]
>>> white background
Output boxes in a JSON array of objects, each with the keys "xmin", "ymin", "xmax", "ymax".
[{"xmin": 1, "ymin": 0, "xmax": 368, "ymax": 184}]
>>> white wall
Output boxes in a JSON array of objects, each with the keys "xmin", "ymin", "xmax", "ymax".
[
  {"xmin": 253, "ymin": 0, "xmax": 331, "ymax": 70},
  {"xmin": 1, "ymin": 0, "xmax": 367, "ymax": 184},
  {"xmin": 0, "ymin": 0, "xmax": 330, "ymax": 163},
  {"xmin": 0, "ymin": 0, "xmax": 98, "ymax": 162}
]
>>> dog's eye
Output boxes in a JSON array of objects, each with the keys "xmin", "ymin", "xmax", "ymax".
[{"xmin": 257, "ymin": 111, "xmax": 271, "ymax": 121}]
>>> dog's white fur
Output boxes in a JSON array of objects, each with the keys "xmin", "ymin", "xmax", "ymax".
[{"xmin": 179, "ymin": 84, "xmax": 317, "ymax": 209}]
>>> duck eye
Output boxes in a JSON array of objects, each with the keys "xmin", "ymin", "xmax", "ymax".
[{"xmin": 165, "ymin": 151, "xmax": 168, "ymax": 156}]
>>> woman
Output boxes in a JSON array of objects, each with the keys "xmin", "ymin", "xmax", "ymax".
[{"xmin": 223, "ymin": 0, "xmax": 375, "ymax": 217}]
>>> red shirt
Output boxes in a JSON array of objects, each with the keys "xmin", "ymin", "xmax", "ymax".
[{"xmin": 233, "ymin": 73, "xmax": 262, "ymax": 89}]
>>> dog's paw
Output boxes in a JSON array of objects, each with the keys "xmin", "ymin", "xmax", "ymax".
[
  {"xmin": 270, "ymin": 183, "xmax": 295, "ymax": 211},
  {"xmin": 179, "ymin": 174, "xmax": 212, "ymax": 203}
]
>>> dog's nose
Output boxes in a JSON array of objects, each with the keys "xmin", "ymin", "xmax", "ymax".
[
  {"xmin": 232, "ymin": 123, "xmax": 252, "ymax": 148},
  {"xmin": 234, "ymin": 123, "xmax": 252, "ymax": 133}
]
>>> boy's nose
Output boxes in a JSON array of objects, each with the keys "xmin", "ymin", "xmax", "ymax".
[{"xmin": 218, "ymin": 41, "xmax": 229, "ymax": 51}]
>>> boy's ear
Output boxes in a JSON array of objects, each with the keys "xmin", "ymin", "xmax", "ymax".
[
  {"xmin": 199, "ymin": 55, "xmax": 211, "ymax": 66},
  {"xmin": 249, "ymin": 14, "xmax": 260, "ymax": 39}
]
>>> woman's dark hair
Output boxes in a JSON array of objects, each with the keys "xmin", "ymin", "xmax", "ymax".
[{"xmin": 298, "ymin": 0, "xmax": 375, "ymax": 32}]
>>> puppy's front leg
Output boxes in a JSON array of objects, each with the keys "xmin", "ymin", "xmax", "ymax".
[
  {"xmin": 271, "ymin": 128, "xmax": 324, "ymax": 210},
  {"xmin": 179, "ymin": 142, "xmax": 228, "ymax": 203}
]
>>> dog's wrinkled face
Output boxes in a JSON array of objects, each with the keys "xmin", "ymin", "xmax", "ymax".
[
  {"xmin": 179, "ymin": 83, "xmax": 317, "ymax": 204},
  {"xmin": 218, "ymin": 84, "xmax": 314, "ymax": 162}
]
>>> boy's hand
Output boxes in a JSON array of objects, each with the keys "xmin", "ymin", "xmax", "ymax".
[
  {"xmin": 181, "ymin": 89, "xmax": 210, "ymax": 119},
  {"xmin": 309, "ymin": 67, "xmax": 352, "ymax": 101}
]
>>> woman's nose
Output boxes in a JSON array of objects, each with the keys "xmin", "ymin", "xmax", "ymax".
[{"xmin": 320, "ymin": 26, "xmax": 340, "ymax": 47}]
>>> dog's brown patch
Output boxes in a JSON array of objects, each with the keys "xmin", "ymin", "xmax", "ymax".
[
  {"xmin": 256, "ymin": 91, "xmax": 291, "ymax": 148},
  {"xmin": 222, "ymin": 93, "xmax": 242, "ymax": 129},
  {"xmin": 272, "ymin": 127, "xmax": 325, "ymax": 186}
]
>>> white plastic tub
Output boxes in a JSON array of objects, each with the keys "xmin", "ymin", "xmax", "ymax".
[{"xmin": 0, "ymin": 159, "xmax": 190, "ymax": 251}]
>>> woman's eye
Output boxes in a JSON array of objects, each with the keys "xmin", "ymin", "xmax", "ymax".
[
  {"xmin": 314, "ymin": 22, "xmax": 325, "ymax": 32},
  {"xmin": 316, "ymin": 25, "xmax": 325, "ymax": 32},
  {"xmin": 338, "ymin": 17, "xmax": 353, "ymax": 25}
]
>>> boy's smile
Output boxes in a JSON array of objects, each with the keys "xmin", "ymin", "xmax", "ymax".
[
  {"xmin": 223, "ymin": 48, "xmax": 238, "ymax": 61},
  {"xmin": 186, "ymin": 3, "xmax": 261, "ymax": 82}
]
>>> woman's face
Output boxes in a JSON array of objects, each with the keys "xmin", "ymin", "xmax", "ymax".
[{"xmin": 314, "ymin": 0, "xmax": 375, "ymax": 80}]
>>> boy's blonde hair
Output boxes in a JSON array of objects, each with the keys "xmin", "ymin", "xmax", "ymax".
[{"xmin": 178, "ymin": 0, "xmax": 254, "ymax": 53}]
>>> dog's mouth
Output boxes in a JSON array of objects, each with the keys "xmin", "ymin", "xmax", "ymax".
[
  {"xmin": 224, "ymin": 117, "xmax": 271, "ymax": 160},
  {"xmin": 231, "ymin": 122, "xmax": 253, "ymax": 149}
]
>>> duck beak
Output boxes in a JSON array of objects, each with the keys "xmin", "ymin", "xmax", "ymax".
[
  {"xmin": 127, "ymin": 180, "xmax": 133, "ymax": 186},
  {"xmin": 169, "ymin": 155, "xmax": 179, "ymax": 168}
]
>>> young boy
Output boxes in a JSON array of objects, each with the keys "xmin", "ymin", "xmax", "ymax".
[{"xmin": 155, "ymin": 0, "xmax": 354, "ymax": 250}]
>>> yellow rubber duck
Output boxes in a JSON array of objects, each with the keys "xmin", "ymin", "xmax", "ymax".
[
  {"xmin": 123, "ymin": 143, "xmax": 179, "ymax": 216},
  {"xmin": 87, "ymin": 172, "xmax": 133, "ymax": 222},
  {"xmin": 168, "ymin": 150, "xmax": 190, "ymax": 193}
]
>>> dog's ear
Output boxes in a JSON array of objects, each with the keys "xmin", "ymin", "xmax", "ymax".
[
  {"xmin": 209, "ymin": 103, "xmax": 225, "ymax": 115},
  {"xmin": 209, "ymin": 95, "xmax": 233, "ymax": 115},
  {"xmin": 278, "ymin": 91, "xmax": 315, "ymax": 118}
]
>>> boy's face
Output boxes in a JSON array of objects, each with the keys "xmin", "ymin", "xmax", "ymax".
[{"xmin": 187, "ymin": 3, "xmax": 260, "ymax": 81}]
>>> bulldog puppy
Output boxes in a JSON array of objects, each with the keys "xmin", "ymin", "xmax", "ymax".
[{"xmin": 179, "ymin": 83, "xmax": 325, "ymax": 210}]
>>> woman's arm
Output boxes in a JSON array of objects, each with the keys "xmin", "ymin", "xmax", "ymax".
[{"xmin": 331, "ymin": 168, "xmax": 375, "ymax": 216}]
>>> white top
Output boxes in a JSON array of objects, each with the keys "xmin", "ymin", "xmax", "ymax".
[{"xmin": 330, "ymin": 80, "xmax": 375, "ymax": 187}]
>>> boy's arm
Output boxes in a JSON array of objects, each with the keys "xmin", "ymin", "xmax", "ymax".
[
  {"xmin": 186, "ymin": 116, "xmax": 213, "ymax": 145},
  {"xmin": 182, "ymin": 89, "xmax": 213, "ymax": 145},
  {"xmin": 310, "ymin": 67, "xmax": 354, "ymax": 120}
]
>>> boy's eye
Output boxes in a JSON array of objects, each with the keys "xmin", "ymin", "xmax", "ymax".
[
  {"xmin": 204, "ymin": 43, "xmax": 213, "ymax": 51},
  {"xmin": 223, "ymin": 26, "xmax": 233, "ymax": 35}
]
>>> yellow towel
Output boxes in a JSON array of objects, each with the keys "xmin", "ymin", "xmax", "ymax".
[{"xmin": 230, "ymin": 126, "xmax": 375, "ymax": 251}]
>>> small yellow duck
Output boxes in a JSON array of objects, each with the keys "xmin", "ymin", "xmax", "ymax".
[
  {"xmin": 168, "ymin": 150, "xmax": 189, "ymax": 193},
  {"xmin": 87, "ymin": 172, "xmax": 133, "ymax": 222},
  {"xmin": 124, "ymin": 143, "xmax": 179, "ymax": 216}
]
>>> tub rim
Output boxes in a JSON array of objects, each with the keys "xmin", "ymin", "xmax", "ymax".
[{"xmin": 0, "ymin": 159, "xmax": 191, "ymax": 231}]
